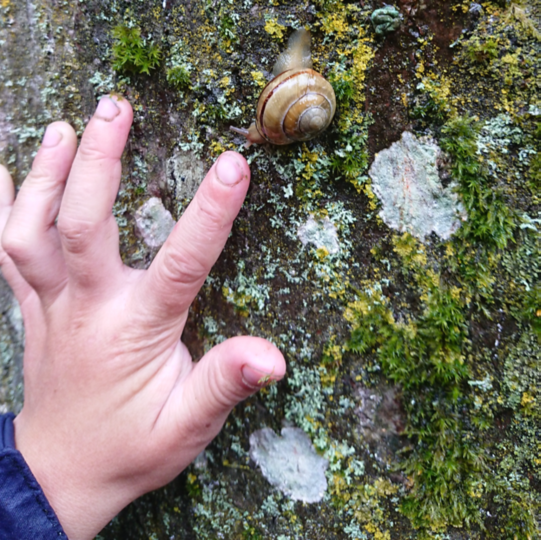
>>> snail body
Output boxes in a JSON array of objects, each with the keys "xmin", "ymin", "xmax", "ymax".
[{"xmin": 231, "ymin": 29, "xmax": 336, "ymax": 146}]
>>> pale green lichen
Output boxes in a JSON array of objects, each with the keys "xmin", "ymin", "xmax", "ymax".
[
  {"xmin": 370, "ymin": 6, "xmax": 401, "ymax": 36},
  {"xmin": 369, "ymin": 131, "xmax": 466, "ymax": 240}
]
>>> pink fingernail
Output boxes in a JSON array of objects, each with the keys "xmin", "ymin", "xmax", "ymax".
[
  {"xmin": 242, "ymin": 364, "xmax": 275, "ymax": 388},
  {"xmin": 95, "ymin": 96, "xmax": 120, "ymax": 121},
  {"xmin": 216, "ymin": 153, "xmax": 244, "ymax": 186},
  {"xmin": 41, "ymin": 125, "xmax": 62, "ymax": 148}
]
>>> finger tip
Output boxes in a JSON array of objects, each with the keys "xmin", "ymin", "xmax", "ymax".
[
  {"xmin": 215, "ymin": 151, "xmax": 250, "ymax": 187},
  {"xmin": 94, "ymin": 94, "xmax": 133, "ymax": 124},
  {"xmin": 48, "ymin": 120, "xmax": 77, "ymax": 138},
  {"xmin": 233, "ymin": 336, "xmax": 286, "ymax": 387},
  {"xmin": 41, "ymin": 121, "xmax": 77, "ymax": 149},
  {"xmin": 110, "ymin": 94, "xmax": 134, "ymax": 118}
]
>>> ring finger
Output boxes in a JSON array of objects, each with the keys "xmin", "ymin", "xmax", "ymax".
[{"xmin": 1, "ymin": 122, "xmax": 77, "ymax": 305}]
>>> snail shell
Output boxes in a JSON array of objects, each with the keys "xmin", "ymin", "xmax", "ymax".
[{"xmin": 231, "ymin": 29, "xmax": 336, "ymax": 146}]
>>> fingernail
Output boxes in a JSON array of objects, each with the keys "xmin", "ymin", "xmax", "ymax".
[
  {"xmin": 216, "ymin": 153, "xmax": 244, "ymax": 186},
  {"xmin": 242, "ymin": 364, "xmax": 275, "ymax": 388},
  {"xmin": 95, "ymin": 96, "xmax": 120, "ymax": 121},
  {"xmin": 41, "ymin": 125, "xmax": 62, "ymax": 148}
]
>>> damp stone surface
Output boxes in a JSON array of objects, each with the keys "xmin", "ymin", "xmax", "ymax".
[
  {"xmin": 249, "ymin": 427, "xmax": 329, "ymax": 503},
  {"xmin": 369, "ymin": 131, "xmax": 466, "ymax": 240}
]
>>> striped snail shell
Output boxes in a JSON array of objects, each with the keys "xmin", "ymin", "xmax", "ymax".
[{"xmin": 230, "ymin": 29, "xmax": 336, "ymax": 146}]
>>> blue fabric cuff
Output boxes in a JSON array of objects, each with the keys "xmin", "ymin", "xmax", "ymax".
[
  {"xmin": 0, "ymin": 413, "xmax": 68, "ymax": 539},
  {"xmin": 0, "ymin": 412, "xmax": 15, "ymax": 449}
]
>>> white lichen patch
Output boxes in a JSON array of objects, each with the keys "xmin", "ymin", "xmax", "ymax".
[
  {"xmin": 249, "ymin": 427, "xmax": 328, "ymax": 503},
  {"xmin": 134, "ymin": 197, "xmax": 176, "ymax": 249},
  {"xmin": 297, "ymin": 215, "xmax": 340, "ymax": 254},
  {"xmin": 369, "ymin": 131, "xmax": 466, "ymax": 240}
]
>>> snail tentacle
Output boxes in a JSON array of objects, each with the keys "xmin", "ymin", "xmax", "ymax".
[
  {"xmin": 272, "ymin": 28, "xmax": 312, "ymax": 76},
  {"xmin": 230, "ymin": 123, "xmax": 266, "ymax": 146}
]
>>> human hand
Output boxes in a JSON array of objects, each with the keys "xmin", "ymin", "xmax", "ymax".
[{"xmin": 0, "ymin": 95, "xmax": 285, "ymax": 539}]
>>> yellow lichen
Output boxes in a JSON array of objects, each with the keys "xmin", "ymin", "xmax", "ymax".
[
  {"xmin": 320, "ymin": 11, "xmax": 349, "ymax": 39},
  {"xmin": 250, "ymin": 70, "xmax": 267, "ymax": 88},
  {"xmin": 264, "ymin": 18, "xmax": 286, "ymax": 41}
]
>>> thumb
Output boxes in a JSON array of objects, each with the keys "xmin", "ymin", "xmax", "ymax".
[{"xmin": 175, "ymin": 336, "xmax": 286, "ymax": 443}]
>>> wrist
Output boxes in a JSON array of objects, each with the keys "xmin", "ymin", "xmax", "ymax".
[{"xmin": 13, "ymin": 412, "xmax": 126, "ymax": 540}]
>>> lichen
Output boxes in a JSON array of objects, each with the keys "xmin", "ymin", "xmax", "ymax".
[
  {"xmin": 369, "ymin": 131, "xmax": 466, "ymax": 240},
  {"xmin": 1, "ymin": 0, "xmax": 539, "ymax": 538},
  {"xmin": 370, "ymin": 6, "xmax": 402, "ymax": 37},
  {"xmin": 249, "ymin": 427, "xmax": 329, "ymax": 503}
]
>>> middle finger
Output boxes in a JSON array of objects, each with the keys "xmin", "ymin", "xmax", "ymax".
[{"xmin": 57, "ymin": 95, "xmax": 133, "ymax": 293}]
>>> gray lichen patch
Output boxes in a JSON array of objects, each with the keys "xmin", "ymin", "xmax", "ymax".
[
  {"xmin": 369, "ymin": 131, "xmax": 466, "ymax": 240},
  {"xmin": 166, "ymin": 151, "xmax": 206, "ymax": 209},
  {"xmin": 297, "ymin": 215, "xmax": 340, "ymax": 255},
  {"xmin": 249, "ymin": 427, "xmax": 328, "ymax": 503},
  {"xmin": 134, "ymin": 197, "xmax": 176, "ymax": 249}
]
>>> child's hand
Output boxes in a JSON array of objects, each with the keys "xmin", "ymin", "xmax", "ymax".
[{"xmin": 0, "ymin": 95, "xmax": 285, "ymax": 540}]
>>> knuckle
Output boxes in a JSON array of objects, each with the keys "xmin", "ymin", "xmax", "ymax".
[
  {"xmin": 77, "ymin": 135, "xmax": 112, "ymax": 164},
  {"xmin": 194, "ymin": 190, "xmax": 231, "ymax": 232},
  {"xmin": 26, "ymin": 158, "xmax": 63, "ymax": 187},
  {"xmin": 159, "ymin": 244, "xmax": 209, "ymax": 287},
  {"xmin": 57, "ymin": 217, "xmax": 95, "ymax": 254},
  {"xmin": 215, "ymin": 361, "xmax": 248, "ymax": 404},
  {"xmin": 1, "ymin": 229, "xmax": 32, "ymax": 263},
  {"xmin": 204, "ymin": 359, "xmax": 247, "ymax": 412}
]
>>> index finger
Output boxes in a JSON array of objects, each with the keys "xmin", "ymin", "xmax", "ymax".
[{"xmin": 136, "ymin": 151, "xmax": 250, "ymax": 322}]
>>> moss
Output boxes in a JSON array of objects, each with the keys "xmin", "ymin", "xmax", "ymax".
[
  {"xmin": 166, "ymin": 41, "xmax": 192, "ymax": 89},
  {"xmin": 328, "ymin": 69, "xmax": 355, "ymax": 106},
  {"xmin": 527, "ymin": 152, "xmax": 541, "ymax": 193},
  {"xmin": 345, "ymin": 283, "xmax": 485, "ymax": 532},
  {"xmin": 465, "ymin": 37, "xmax": 499, "ymax": 65},
  {"xmin": 111, "ymin": 25, "xmax": 161, "ymax": 76},
  {"xmin": 441, "ymin": 115, "xmax": 515, "ymax": 250},
  {"xmin": 219, "ymin": 14, "xmax": 237, "ymax": 42},
  {"xmin": 412, "ymin": 75, "xmax": 453, "ymax": 126},
  {"xmin": 329, "ymin": 124, "xmax": 370, "ymax": 192}
]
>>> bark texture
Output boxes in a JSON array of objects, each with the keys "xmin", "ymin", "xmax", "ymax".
[{"xmin": 0, "ymin": 1, "xmax": 539, "ymax": 538}]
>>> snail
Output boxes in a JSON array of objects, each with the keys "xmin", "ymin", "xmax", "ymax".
[{"xmin": 230, "ymin": 28, "xmax": 336, "ymax": 146}]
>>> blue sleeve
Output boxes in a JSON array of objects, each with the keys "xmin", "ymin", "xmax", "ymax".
[{"xmin": 0, "ymin": 413, "xmax": 68, "ymax": 539}]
